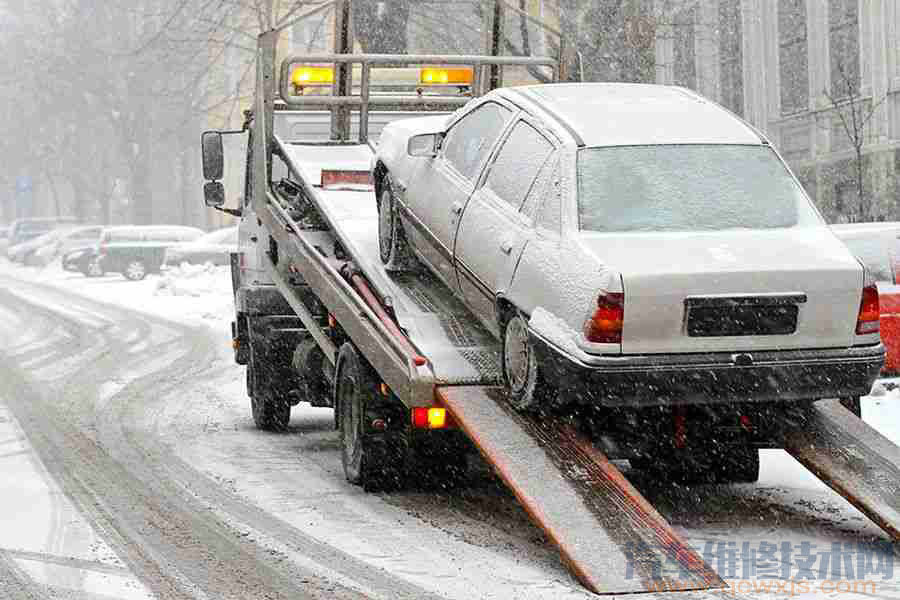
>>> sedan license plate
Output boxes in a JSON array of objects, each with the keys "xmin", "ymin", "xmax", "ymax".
[{"xmin": 686, "ymin": 296, "xmax": 801, "ymax": 337}]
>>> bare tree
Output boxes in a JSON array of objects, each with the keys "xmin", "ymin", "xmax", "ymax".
[{"xmin": 823, "ymin": 60, "xmax": 887, "ymax": 222}]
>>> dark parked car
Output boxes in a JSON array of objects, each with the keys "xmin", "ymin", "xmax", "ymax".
[
  {"xmin": 91, "ymin": 225, "xmax": 204, "ymax": 280},
  {"xmin": 164, "ymin": 226, "xmax": 237, "ymax": 266}
]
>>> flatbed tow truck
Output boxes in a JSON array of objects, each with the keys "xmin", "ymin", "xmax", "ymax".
[{"xmin": 200, "ymin": 1, "xmax": 900, "ymax": 594}]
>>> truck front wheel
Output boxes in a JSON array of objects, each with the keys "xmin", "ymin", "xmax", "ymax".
[
  {"xmin": 336, "ymin": 343, "xmax": 403, "ymax": 491},
  {"xmin": 247, "ymin": 347, "xmax": 290, "ymax": 431}
]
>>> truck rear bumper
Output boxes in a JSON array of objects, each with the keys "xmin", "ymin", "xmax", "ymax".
[{"xmin": 529, "ymin": 330, "xmax": 885, "ymax": 407}]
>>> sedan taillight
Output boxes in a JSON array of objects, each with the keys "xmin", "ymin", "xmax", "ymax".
[
  {"xmin": 856, "ymin": 283, "xmax": 880, "ymax": 335},
  {"xmin": 584, "ymin": 292, "xmax": 624, "ymax": 344}
]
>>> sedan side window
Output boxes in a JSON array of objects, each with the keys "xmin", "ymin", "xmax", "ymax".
[
  {"xmin": 442, "ymin": 102, "xmax": 511, "ymax": 181},
  {"xmin": 484, "ymin": 121, "xmax": 554, "ymax": 211},
  {"xmin": 535, "ymin": 159, "xmax": 562, "ymax": 236}
]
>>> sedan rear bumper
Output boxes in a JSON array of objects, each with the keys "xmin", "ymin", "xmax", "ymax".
[{"xmin": 529, "ymin": 330, "xmax": 884, "ymax": 407}]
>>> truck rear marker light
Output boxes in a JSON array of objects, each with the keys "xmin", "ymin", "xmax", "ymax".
[
  {"xmin": 856, "ymin": 283, "xmax": 880, "ymax": 335},
  {"xmin": 584, "ymin": 292, "xmax": 624, "ymax": 344},
  {"xmin": 413, "ymin": 355, "xmax": 427, "ymax": 367},
  {"xmin": 411, "ymin": 407, "xmax": 446, "ymax": 429},
  {"xmin": 378, "ymin": 383, "xmax": 390, "ymax": 397}
]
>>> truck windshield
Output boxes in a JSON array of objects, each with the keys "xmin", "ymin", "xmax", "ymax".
[{"xmin": 577, "ymin": 145, "xmax": 822, "ymax": 232}]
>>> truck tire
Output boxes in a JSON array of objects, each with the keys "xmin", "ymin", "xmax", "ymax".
[
  {"xmin": 377, "ymin": 176, "xmax": 414, "ymax": 271},
  {"xmin": 336, "ymin": 343, "xmax": 403, "ymax": 491},
  {"xmin": 247, "ymin": 347, "xmax": 291, "ymax": 431}
]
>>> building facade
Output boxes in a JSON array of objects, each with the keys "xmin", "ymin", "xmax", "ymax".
[{"xmin": 655, "ymin": 0, "xmax": 900, "ymax": 223}]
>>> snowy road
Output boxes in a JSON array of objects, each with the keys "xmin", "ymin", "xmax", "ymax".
[{"xmin": 1, "ymin": 264, "xmax": 899, "ymax": 599}]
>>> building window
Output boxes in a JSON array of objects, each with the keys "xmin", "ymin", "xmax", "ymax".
[
  {"xmin": 778, "ymin": 0, "xmax": 809, "ymax": 115},
  {"xmin": 829, "ymin": 0, "xmax": 860, "ymax": 98},
  {"xmin": 718, "ymin": 0, "xmax": 743, "ymax": 116}
]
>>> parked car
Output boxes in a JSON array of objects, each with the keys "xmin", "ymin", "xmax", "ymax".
[
  {"xmin": 374, "ymin": 82, "xmax": 883, "ymax": 411},
  {"xmin": 32, "ymin": 225, "xmax": 104, "ymax": 266},
  {"xmin": 6, "ymin": 217, "xmax": 80, "ymax": 253},
  {"xmin": 832, "ymin": 222, "xmax": 900, "ymax": 374},
  {"xmin": 10, "ymin": 225, "xmax": 103, "ymax": 266},
  {"xmin": 93, "ymin": 225, "xmax": 204, "ymax": 280},
  {"xmin": 164, "ymin": 226, "xmax": 237, "ymax": 266}
]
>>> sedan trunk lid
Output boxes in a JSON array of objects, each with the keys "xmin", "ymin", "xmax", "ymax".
[{"xmin": 579, "ymin": 227, "xmax": 863, "ymax": 354}]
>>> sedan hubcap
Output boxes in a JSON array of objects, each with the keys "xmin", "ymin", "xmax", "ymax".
[
  {"xmin": 504, "ymin": 317, "xmax": 530, "ymax": 394},
  {"xmin": 126, "ymin": 261, "xmax": 145, "ymax": 279}
]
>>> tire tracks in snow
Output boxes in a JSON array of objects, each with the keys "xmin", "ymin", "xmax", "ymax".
[{"xmin": 0, "ymin": 278, "xmax": 445, "ymax": 600}]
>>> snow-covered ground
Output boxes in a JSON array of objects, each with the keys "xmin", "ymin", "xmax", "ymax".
[{"xmin": 3, "ymin": 256, "xmax": 900, "ymax": 599}]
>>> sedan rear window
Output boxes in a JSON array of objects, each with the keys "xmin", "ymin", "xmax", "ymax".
[{"xmin": 577, "ymin": 145, "xmax": 822, "ymax": 232}]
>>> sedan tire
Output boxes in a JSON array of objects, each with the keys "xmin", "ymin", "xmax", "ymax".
[
  {"xmin": 86, "ymin": 259, "xmax": 105, "ymax": 278},
  {"xmin": 377, "ymin": 177, "xmax": 414, "ymax": 271},
  {"xmin": 502, "ymin": 312, "xmax": 551, "ymax": 411},
  {"xmin": 123, "ymin": 259, "xmax": 147, "ymax": 281}
]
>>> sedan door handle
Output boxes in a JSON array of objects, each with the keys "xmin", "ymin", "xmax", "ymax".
[
  {"xmin": 499, "ymin": 240, "xmax": 513, "ymax": 255},
  {"xmin": 451, "ymin": 202, "xmax": 463, "ymax": 215}
]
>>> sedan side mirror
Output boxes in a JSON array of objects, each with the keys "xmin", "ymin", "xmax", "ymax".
[
  {"xmin": 407, "ymin": 133, "xmax": 441, "ymax": 158},
  {"xmin": 204, "ymin": 181, "xmax": 225, "ymax": 207},
  {"xmin": 201, "ymin": 131, "xmax": 224, "ymax": 180}
]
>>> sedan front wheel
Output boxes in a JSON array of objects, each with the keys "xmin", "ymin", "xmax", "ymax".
[{"xmin": 377, "ymin": 177, "xmax": 414, "ymax": 271}]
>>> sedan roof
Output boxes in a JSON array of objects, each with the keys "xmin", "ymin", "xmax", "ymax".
[{"xmin": 507, "ymin": 83, "xmax": 762, "ymax": 147}]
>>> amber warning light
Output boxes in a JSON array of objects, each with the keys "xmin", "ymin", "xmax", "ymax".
[
  {"xmin": 419, "ymin": 67, "xmax": 473, "ymax": 85},
  {"xmin": 291, "ymin": 66, "xmax": 334, "ymax": 91}
]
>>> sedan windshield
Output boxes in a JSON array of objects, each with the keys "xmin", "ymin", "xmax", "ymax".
[{"xmin": 577, "ymin": 145, "xmax": 822, "ymax": 232}]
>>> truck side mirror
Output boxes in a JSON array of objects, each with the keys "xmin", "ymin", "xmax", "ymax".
[
  {"xmin": 407, "ymin": 133, "xmax": 440, "ymax": 158},
  {"xmin": 204, "ymin": 181, "xmax": 225, "ymax": 207},
  {"xmin": 201, "ymin": 131, "xmax": 224, "ymax": 180}
]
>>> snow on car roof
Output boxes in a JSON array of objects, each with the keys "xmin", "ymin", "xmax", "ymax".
[{"xmin": 508, "ymin": 83, "xmax": 762, "ymax": 147}]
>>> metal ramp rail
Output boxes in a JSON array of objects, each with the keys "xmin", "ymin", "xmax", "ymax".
[
  {"xmin": 438, "ymin": 386, "xmax": 724, "ymax": 595},
  {"xmin": 784, "ymin": 399, "xmax": 900, "ymax": 542}
]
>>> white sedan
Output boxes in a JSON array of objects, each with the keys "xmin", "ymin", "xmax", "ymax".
[{"xmin": 373, "ymin": 83, "xmax": 883, "ymax": 413}]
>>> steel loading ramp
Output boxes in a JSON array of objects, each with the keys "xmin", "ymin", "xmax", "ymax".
[
  {"xmin": 437, "ymin": 386, "xmax": 724, "ymax": 595},
  {"xmin": 783, "ymin": 399, "xmax": 900, "ymax": 542}
]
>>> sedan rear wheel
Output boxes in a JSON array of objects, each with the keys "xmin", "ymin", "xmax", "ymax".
[
  {"xmin": 124, "ymin": 259, "xmax": 147, "ymax": 281},
  {"xmin": 502, "ymin": 312, "xmax": 549, "ymax": 411}
]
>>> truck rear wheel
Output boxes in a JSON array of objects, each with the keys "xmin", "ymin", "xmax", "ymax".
[{"xmin": 336, "ymin": 343, "xmax": 404, "ymax": 491}]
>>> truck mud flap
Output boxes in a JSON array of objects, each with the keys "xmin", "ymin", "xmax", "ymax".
[
  {"xmin": 437, "ymin": 386, "xmax": 724, "ymax": 595},
  {"xmin": 783, "ymin": 398, "xmax": 900, "ymax": 541}
]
